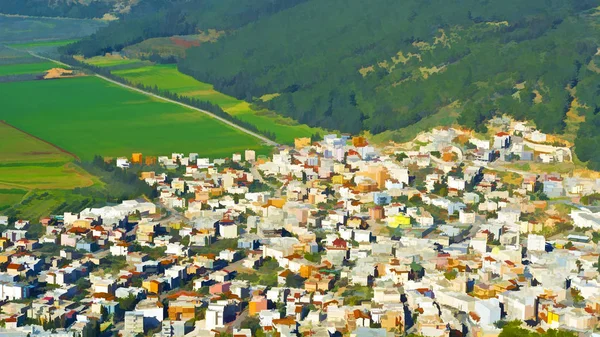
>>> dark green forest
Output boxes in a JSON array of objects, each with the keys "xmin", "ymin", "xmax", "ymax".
[
  {"xmin": 59, "ymin": 0, "xmax": 600, "ymax": 168},
  {"xmin": 62, "ymin": 0, "xmax": 310, "ymax": 57}
]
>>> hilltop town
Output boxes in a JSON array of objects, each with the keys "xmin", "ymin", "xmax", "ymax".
[{"xmin": 2, "ymin": 120, "xmax": 600, "ymax": 337}]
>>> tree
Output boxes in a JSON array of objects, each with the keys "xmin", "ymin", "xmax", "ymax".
[
  {"xmin": 240, "ymin": 316, "xmax": 262, "ymax": 336},
  {"xmin": 571, "ymin": 287, "xmax": 584, "ymax": 305},
  {"xmin": 285, "ymin": 273, "xmax": 306, "ymax": 288},
  {"xmin": 118, "ymin": 294, "xmax": 138, "ymax": 312}
]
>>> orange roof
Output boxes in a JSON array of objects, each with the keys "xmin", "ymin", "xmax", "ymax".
[{"xmin": 272, "ymin": 316, "xmax": 297, "ymax": 326}]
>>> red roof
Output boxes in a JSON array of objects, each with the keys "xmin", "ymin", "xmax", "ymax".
[{"xmin": 332, "ymin": 238, "xmax": 347, "ymax": 248}]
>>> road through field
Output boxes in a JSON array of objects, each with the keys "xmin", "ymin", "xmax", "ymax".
[{"xmin": 28, "ymin": 51, "xmax": 280, "ymax": 147}]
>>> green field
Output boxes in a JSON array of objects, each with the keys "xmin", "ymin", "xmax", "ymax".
[
  {"xmin": 113, "ymin": 64, "xmax": 240, "ymax": 108},
  {"xmin": 8, "ymin": 39, "xmax": 79, "ymax": 49},
  {"xmin": 0, "ymin": 189, "xmax": 27, "ymax": 211},
  {"xmin": 108, "ymin": 63, "xmax": 324, "ymax": 143},
  {"xmin": 1, "ymin": 76, "xmax": 269, "ymax": 160},
  {"xmin": 0, "ymin": 122, "xmax": 96, "ymax": 191},
  {"xmin": 0, "ymin": 45, "xmax": 37, "ymax": 65},
  {"xmin": 82, "ymin": 55, "xmax": 146, "ymax": 68},
  {"xmin": 0, "ymin": 14, "xmax": 106, "ymax": 43},
  {"xmin": 0, "ymin": 61, "xmax": 62, "ymax": 76},
  {"xmin": 0, "ymin": 122, "xmax": 73, "ymax": 165}
]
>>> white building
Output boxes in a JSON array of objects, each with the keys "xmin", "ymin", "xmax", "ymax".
[
  {"xmin": 474, "ymin": 298, "xmax": 501, "ymax": 327},
  {"xmin": 570, "ymin": 209, "xmax": 600, "ymax": 230},
  {"xmin": 221, "ymin": 224, "xmax": 238, "ymax": 239},
  {"xmin": 116, "ymin": 157, "xmax": 131, "ymax": 169},
  {"xmin": 527, "ymin": 234, "xmax": 546, "ymax": 252},
  {"xmin": 110, "ymin": 242, "xmax": 131, "ymax": 256}
]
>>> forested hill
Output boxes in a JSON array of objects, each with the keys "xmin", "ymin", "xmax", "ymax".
[
  {"xmin": 179, "ymin": 0, "xmax": 599, "ymax": 135},
  {"xmin": 61, "ymin": 0, "xmax": 310, "ymax": 57},
  {"xmin": 61, "ymin": 0, "xmax": 600, "ymax": 168}
]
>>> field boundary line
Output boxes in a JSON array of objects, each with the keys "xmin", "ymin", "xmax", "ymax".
[
  {"xmin": 0, "ymin": 120, "xmax": 80, "ymax": 161},
  {"xmin": 27, "ymin": 51, "xmax": 279, "ymax": 147}
]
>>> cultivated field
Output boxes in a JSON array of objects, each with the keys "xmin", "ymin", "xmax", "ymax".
[
  {"xmin": 8, "ymin": 39, "xmax": 79, "ymax": 49},
  {"xmin": 1, "ymin": 76, "xmax": 269, "ymax": 160},
  {"xmin": 82, "ymin": 54, "xmax": 147, "ymax": 68},
  {"xmin": 122, "ymin": 31, "xmax": 225, "ymax": 59},
  {"xmin": 0, "ymin": 61, "xmax": 62, "ymax": 76},
  {"xmin": 0, "ymin": 15, "xmax": 106, "ymax": 43},
  {"xmin": 0, "ymin": 121, "xmax": 73, "ymax": 164},
  {"xmin": 0, "ymin": 122, "xmax": 97, "ymax": 211},
  {"xmin": 108, "ymin": 62, "xmax": 324, "ymax": 143}
]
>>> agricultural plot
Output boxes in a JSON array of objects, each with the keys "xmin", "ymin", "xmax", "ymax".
[
  {"xmin": 122, "ymin": 31, "xmax": 225, "ymax": 59},
  {"xmin": 8, "ymin": 39, "xmax": 79, "ymax": 50},
  {"xmin": 0, "ymin": 61, "xmax": 62, "ymax": 76},
  {"xmin": 0, "ymin": 14, "xmax": 106, "ymax": 43},
  {"xmin": 0, "ymin": 45, "xmax": 38, "ymax": 64},
  {"xmin": 0, "ymin": 121, "xmax": 73, "ymax": 165},
  {"xmin": 0, "ymin": 76, "xmax": 269, "ymax": 160},
  {"xmin": 0, "ymin": 122, "xmax": 96, "ymax": 211},
  {"xmin": 7, "ymin": 39, "xmax": 79, "ymax": 58},
  {"xmin": 109, "ymin": 63, "xmax": 324, "ymax": 143},
  {"xmin": 81, "ymin": 55, "xmax": 148, "ymax": 68}
]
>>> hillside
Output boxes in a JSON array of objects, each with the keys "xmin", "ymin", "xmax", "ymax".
[
  {"xmin": 60, "ymin": 0, "xmax": 600, "ymax": 168},
  {"xmin": 179, "ymin": 0, "xmax": 599, "ymax": 133},
  {"xmin": 62, "ymin": 0, "xmax": 309, "ymax": 57}
]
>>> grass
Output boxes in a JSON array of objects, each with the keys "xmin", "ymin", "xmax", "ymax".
[
  {"xmin": 0, "ymin": 189, "xmax": 27, "ymax": 210},
  {"xmin": 0, "ymin": 122, "xmax": 96, "ymax": 211},
  {"xmin": 370, "ymin": 101, "xmax": 461, "ymax": 144},
  {"xmin": 0, "ymin": 162, "xmax": 96, "ymax": 190},
  {"xmin": 3, "ymin": 189, "xmax": 92, "ymax": 221},
  {"xmin": 7, "ymin": 39, "xmax": 79, "ymax": 49},
  {"xmin": 0, "ymin": 45, "xmax": 38, "ymax": 65},
  {"xmin": 113, "ymin": 64, "xmax": 241, "ymax": 107},
  {"xmin": 0, "ymin": 122, "xmax": 73, "ymax": 164},
  {"xmin": 122, "ymin": 31, "xmax": 224, "ymax": 59},
  {"xmin": 0, "ymin": 15, "xmax": 106, "ymax": 44},
  {"xmin": 0, "ymin": 61, "xmax": 62, "ymax": 76},
  {"xmin": 0, "ymin": 76, "xmax": 270, "ymax": 160},
  {"xmin": 81, "ymin": 55, "xmax": 145, "ymax": 68},
  {"xmin": 108, "ymin": 62, "xmax": 325, "ymax": 143}
]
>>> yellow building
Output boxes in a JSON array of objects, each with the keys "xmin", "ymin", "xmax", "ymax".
[
  {"xmin": 332, "ymin": 175, "xmax": 345, "ymax": 185},
  {"xmin": 145, "ymin": 156, "xmax": 157, "ymax": 165},
  {"xmin": 0, "ymin": 238, "xmax": 9, "ymax": 250},
  {"xmin": 132, "ymin": 153, "xmax": 143, "ymax": 164},
  {"xmin": 547, "ymin": 311, "xmax": 560, "ymax": 325},
  {"xmin": 73, "ymin": 219, "xmax": 93, "ymax": 229},
  {"xmin": 143, "ymin": 279, "xmax": 164, "ymax": 294},
  {"xmin": 387, "ymin": 214, "xmax": 411, "ymax": 228},
  {"xmin": 294, "ymin": 137, "xmax": 311, "ymax": 149},
  {"xmin": 268, "ymin": 198, "xmax": 286, "ymax": 208},
  {"xmin": 168, "ymin": 303, "xmax": 197, "ymax": 321},
  {"xmin": 352, "ymin": 136, "xmax": 368, "ymax": 147}
]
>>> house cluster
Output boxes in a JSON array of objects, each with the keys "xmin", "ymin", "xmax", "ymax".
[{"xmin": 2, "ymin": 129, "xmax": 600, "ymax": 337}]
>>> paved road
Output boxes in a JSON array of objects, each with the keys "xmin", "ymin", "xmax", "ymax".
[{"xmin": 28, "ymin": 52, "xmax": 279, "ymax": 147}]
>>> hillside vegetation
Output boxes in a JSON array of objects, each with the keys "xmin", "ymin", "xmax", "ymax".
[
  {"xmin": 179, "ymin": 0, "xmax": 599, "ymax": 134},
  {"xmin": 60, "ymin": 0, "xmax": 600, "ymax": 168},
  {"xmin": 62, "ymin": 0, "xmax": 309, "ymax": 57}
]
